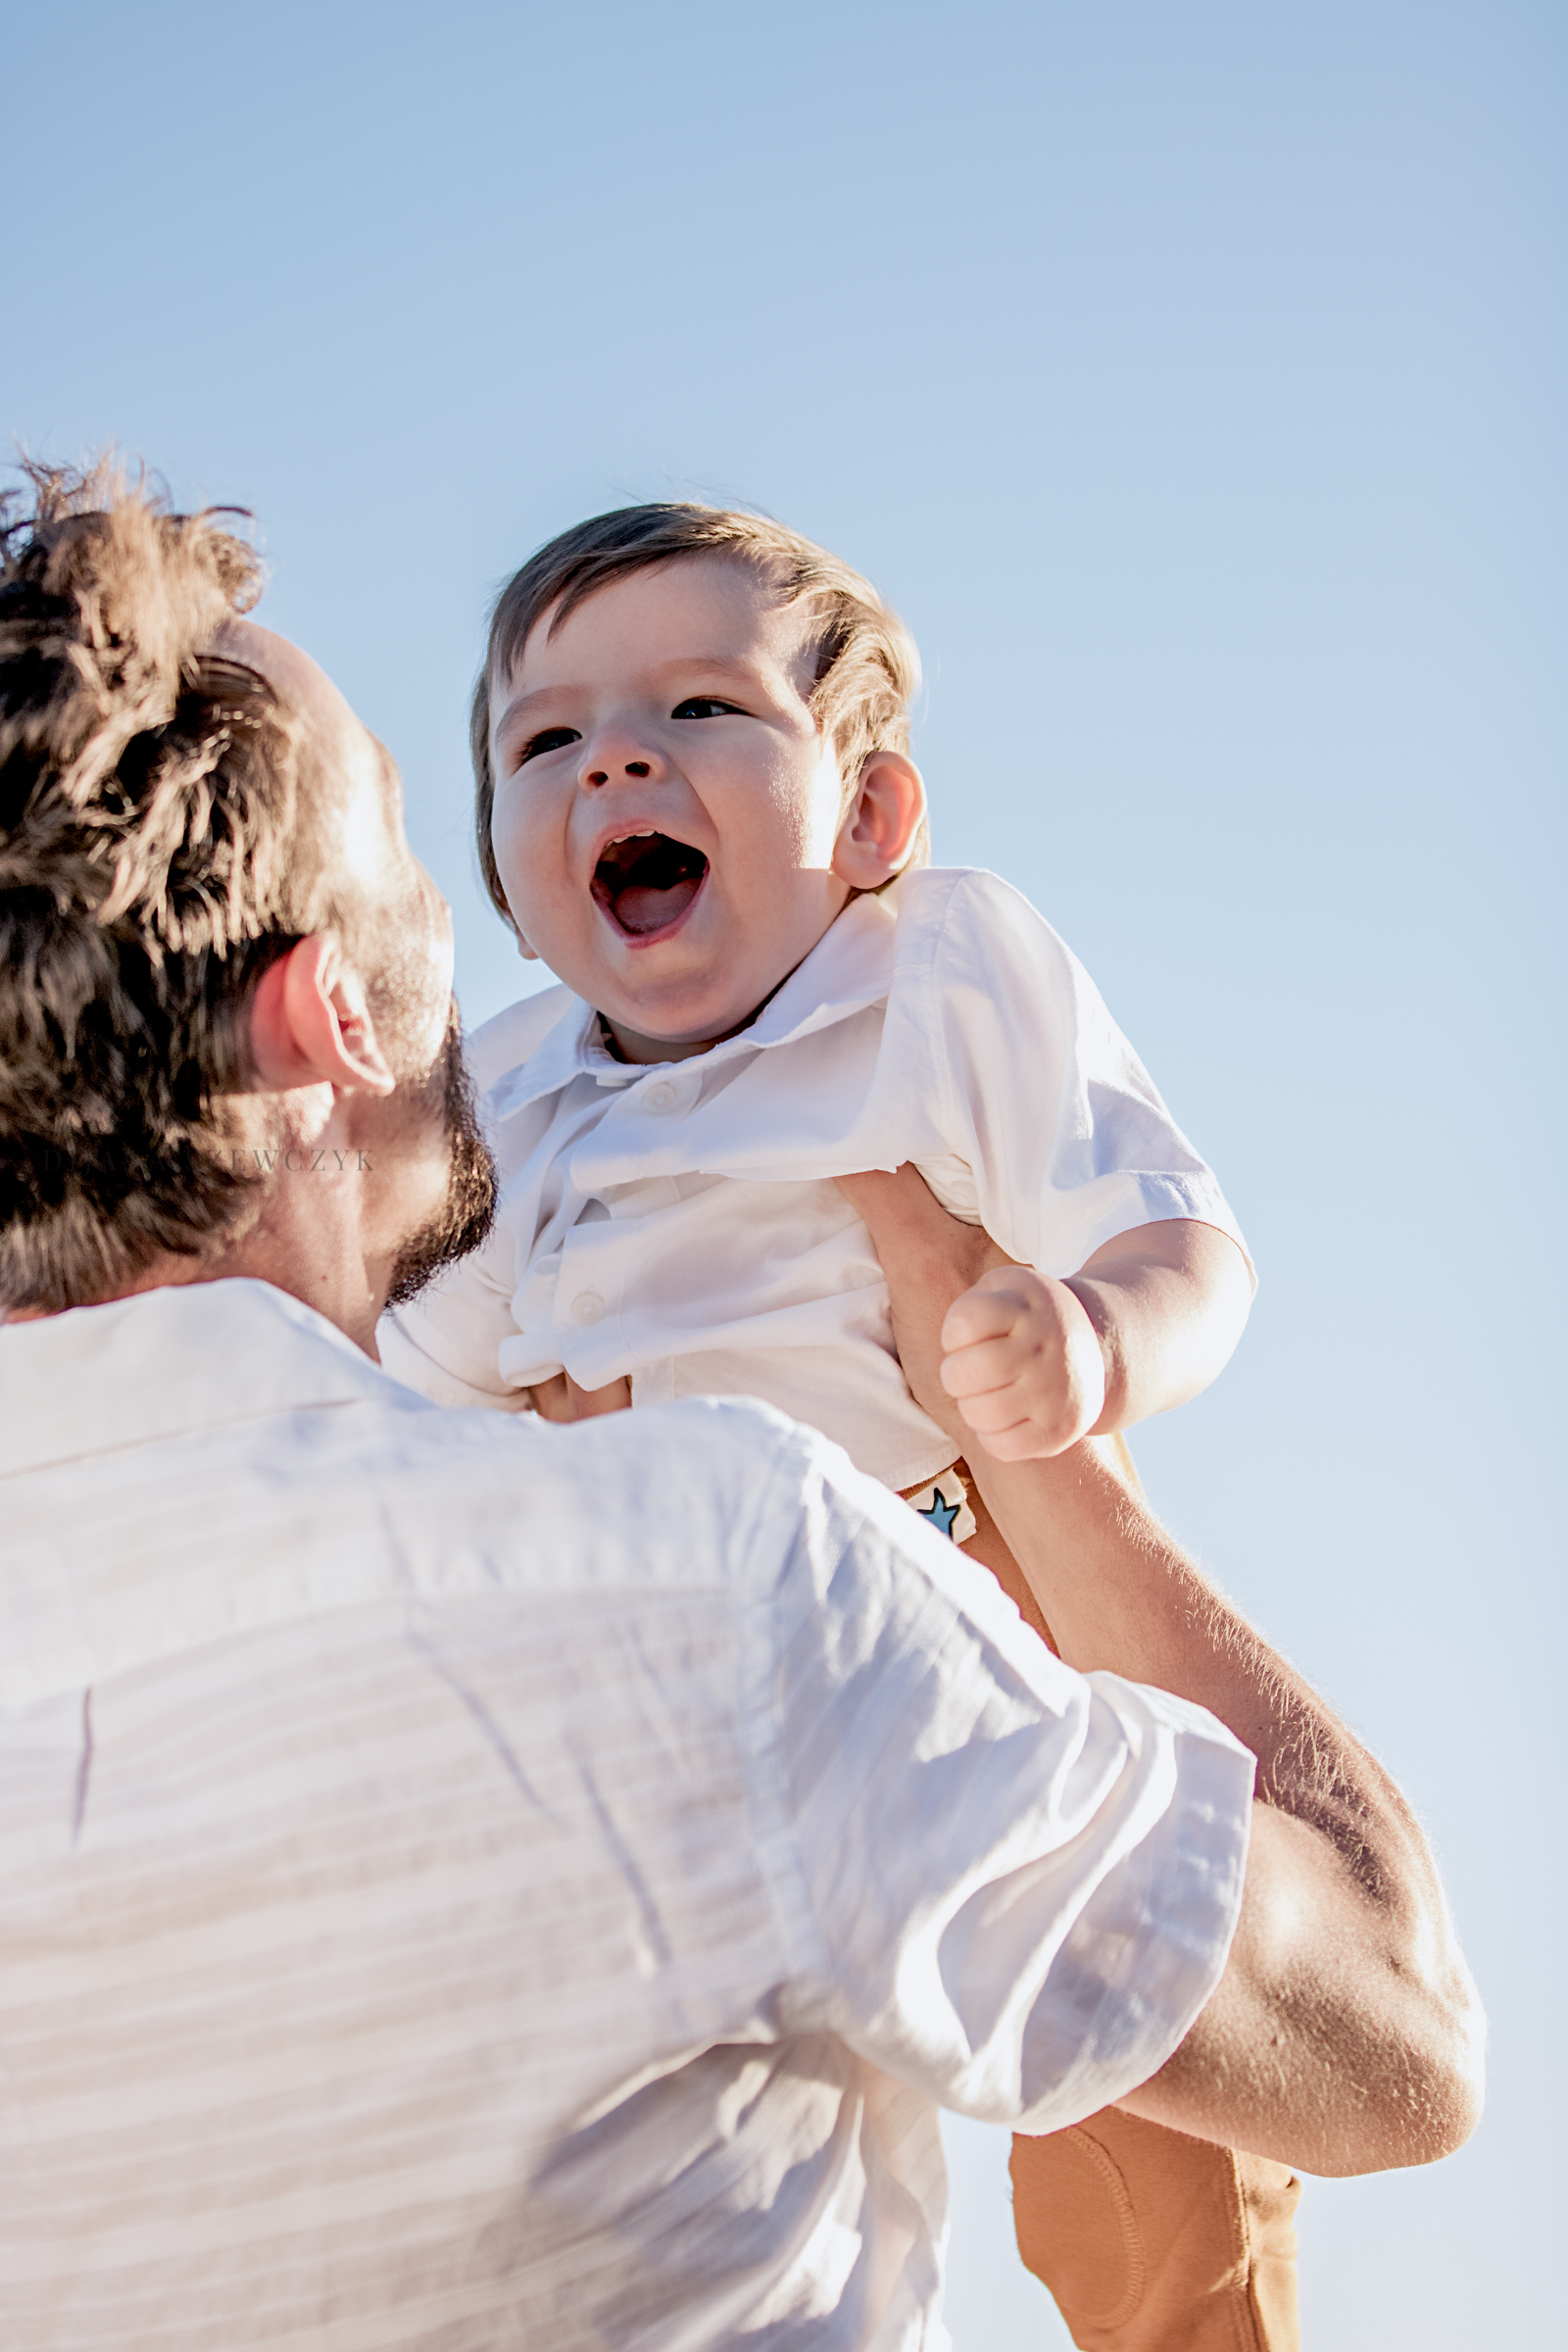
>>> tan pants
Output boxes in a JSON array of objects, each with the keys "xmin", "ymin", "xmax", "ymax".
[
  {"xmin": 1012, "ymin": 2113, "xmax": 1300, "ymax": 2351},
  {"xmin": 906, "ymin": 1461, "xmax": 1302, "ymax": 2352}
]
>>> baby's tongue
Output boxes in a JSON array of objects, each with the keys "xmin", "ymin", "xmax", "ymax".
[{"xmin": 614, "ymin": 874, "xmax": 704, "ymax": 935}]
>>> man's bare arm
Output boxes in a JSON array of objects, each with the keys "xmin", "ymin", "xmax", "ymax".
[{"xmin": 842, "ymin": 1165, "xmax": 1485, "ymax": 2177}]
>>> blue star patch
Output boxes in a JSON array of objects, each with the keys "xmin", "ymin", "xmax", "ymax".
[{"xmin": 917, "ymin": 1485, "xmax": 961, "ymax": 1541}]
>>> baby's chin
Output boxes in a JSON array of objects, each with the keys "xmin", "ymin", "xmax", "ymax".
[{"xmin": 594, "ymin": 948, "xmax": 792, "ymax": 1063}]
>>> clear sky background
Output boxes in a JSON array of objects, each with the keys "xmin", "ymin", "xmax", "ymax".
[{"xmin": 5, "ymin": 3, "xmax": 1562, "ymax": 2341}]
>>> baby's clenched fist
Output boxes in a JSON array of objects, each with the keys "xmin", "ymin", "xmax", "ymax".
[{"xmin": 938, "ymin": 1264, "xmax": 1108, "ymax": 1459}]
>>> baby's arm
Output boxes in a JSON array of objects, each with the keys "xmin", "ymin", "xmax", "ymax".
[
  {"xmin": 912, "ymin": 871, "xmax": 1255, "ymax": 1462},
  {"xmin": 940, "ymin": 1218, "xmax": 1252, "ymax": 1460}
]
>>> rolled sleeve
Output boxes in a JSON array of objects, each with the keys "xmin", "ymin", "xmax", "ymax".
[{"xmin": 770, "ymin": 1456, "xmax": 1254, "ymax": 2132}]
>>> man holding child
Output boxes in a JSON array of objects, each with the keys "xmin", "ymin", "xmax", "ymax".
[{"xmin": 0, "ymin": 466, "xmax": 1481, "ymax": 2350}]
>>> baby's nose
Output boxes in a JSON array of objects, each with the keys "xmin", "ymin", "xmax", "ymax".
[{"xmin": 584, "ymin": 758, "xmax": 652, "ymax": 785}]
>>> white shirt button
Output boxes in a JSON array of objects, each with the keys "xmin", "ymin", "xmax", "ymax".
[
  {"xmin": 570, "ymin": 1292, "xmax": 607, "ymax": 1324},
  {"xmin": 643, "ymin": 1079, "xmax": 677, "ymax": 1113}
]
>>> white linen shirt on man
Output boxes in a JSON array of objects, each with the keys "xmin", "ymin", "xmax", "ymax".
[
  {"xmin": 0, "ymin": 1278, "xmax": 1252, "ymax": 2352},
  {"xmin": 382, "ymin": 867, "xmax": 1250, "ymax": 1490}
]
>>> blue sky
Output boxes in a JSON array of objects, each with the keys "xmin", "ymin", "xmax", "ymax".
[{"xmin": 5, "ymin": 3, "xmax": 1563, "ymax": 2340}]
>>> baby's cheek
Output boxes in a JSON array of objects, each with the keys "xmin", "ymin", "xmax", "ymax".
[
  {"xmin": 492, "ymin": 794, "xmax": 566, "ymax": 938},
  {"xmin": 488, "ymin": 790, "xmax": 526, "ymax": 908}
]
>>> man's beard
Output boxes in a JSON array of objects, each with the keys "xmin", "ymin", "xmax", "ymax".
[{"xmin": 384, "ymin": 1005, "xmax": 499, "ymax": 1310}]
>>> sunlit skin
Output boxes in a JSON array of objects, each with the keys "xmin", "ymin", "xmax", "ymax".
[
  {"xmin": 221, "ymin": 622, "xmax": 457, "ymax": 1088},
  {"xmin": 490, "ymin": 556, "xmax": 1253, "ymax": 1448},
  {"xmin": 835, "ymin": 1164, "xmax": 1486, "ymax": 2177},
  {"xmin": 11, "ymin": 624, "xmax": 462, "ymax": 1357},
  {"xmin": 211, "ymin": 624, "xmax": 462, "ymax": 1351}
]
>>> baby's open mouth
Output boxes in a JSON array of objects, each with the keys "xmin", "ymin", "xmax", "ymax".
[{"xmin": 592, "ymin": 832, "xmax": 710, "ymax": 938}]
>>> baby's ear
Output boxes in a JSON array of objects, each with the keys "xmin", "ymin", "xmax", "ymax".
[
  {"xmin": 498, "ymin": 904, "xmax": 539, "ymax": 960},
  {"xmin": 832, "ymin": 751, "xmax": 926, "ymax": 889}
]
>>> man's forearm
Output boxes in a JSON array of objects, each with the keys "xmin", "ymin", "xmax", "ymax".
[
  {"xmin": 965, "ymin": 1436, "xmax": 1483, "ymax": 2173},
  {"xmin": 839, "ymin": 1164, "xmax": 1484, "ymax": 2176},
  {"xmin": 965, "ymin": 1435, "xmax": 1298, "ymax": 1772}
]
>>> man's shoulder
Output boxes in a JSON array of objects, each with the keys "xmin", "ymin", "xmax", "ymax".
[
  {"xmin": 359, "ymin": 1381, "xmax": 830, "ymax": 1600},
  {"xmin": 2, "ymin": 1284, "xmax": 843, "ymax": 1705}
]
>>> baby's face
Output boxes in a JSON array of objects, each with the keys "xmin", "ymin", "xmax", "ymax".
[{"xmin": 488, "ymin": 556, "xmax": 856, "ymax": 1061}]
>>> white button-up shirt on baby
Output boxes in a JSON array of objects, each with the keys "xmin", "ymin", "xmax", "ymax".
[
  {"xmin": 385, "ymin": 867, "xmax": 1249, "ymax": 1490},
  {"xmin": 0, "ymin": 1278, "xmax": 1252, "ymax": 2351}
]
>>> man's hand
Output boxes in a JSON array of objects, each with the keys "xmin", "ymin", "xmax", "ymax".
[
  {"xmin": 839, "ymin": 1167, "xmax": 1252, "ymax": 1447},
  {"xmin": 525, "ymin": 1370, "xmax": 632, "ymax": 1422},
  {"xmin": 835, "ymin": 1168, "xmax": 1109, "ymax": 1457},
  {"xmin": 832, "ymin": 1167, "xmax": 1011, "ymax": 1447},
  {"xmin": 941, "ymin": 1266, "xmax": 1107, "ymax": 1458}
]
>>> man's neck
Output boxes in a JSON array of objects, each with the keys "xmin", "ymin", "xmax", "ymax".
[
  {"xmin": 9, "ymin": 1114, "xmax": 393, "ymax": 1358},
  {"xmin": 10, "ymin": 1232, "xmax": 386, "ymax": 1358}
]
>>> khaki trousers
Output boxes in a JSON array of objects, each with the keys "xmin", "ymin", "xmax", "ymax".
[
  {"xmin": 907, "ymin": 1458, "xmax": 1303, "ymax": 2351},
  {"xmin": 1011, "ymin": 2112, "xmax": 1300, "ymax": 2352}
]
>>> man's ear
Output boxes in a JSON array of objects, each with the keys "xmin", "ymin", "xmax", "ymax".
[
  {"xmin": 831, "ymin": 751, "xmax": 926, "ymax": 890},
  {"xmin": 248, "ymin": 936, "xmax": 396, "ymax": 1096}
]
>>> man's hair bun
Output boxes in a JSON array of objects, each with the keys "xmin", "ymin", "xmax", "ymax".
[{"xmin": 0, "ymin": 461, "xmax": 307, "ymax": 1312}]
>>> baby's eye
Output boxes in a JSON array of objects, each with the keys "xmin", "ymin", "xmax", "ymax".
[
  {"xmin": 671, "ymin": 697, "xmax": 744, "ymax": 720},
  {"xmin": 515, "ymin": 726, "xmax": 580, "ymax": 766}
]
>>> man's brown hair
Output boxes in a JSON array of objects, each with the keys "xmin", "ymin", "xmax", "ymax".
[
  {"xmin": 470, "ymin": 504, "xmax": 924, "ymax": 924},
  {"xmin": 0, "ymin": 463, "xmax": 322, "ymax": 1311}
]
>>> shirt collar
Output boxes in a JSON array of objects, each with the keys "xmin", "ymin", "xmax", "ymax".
[
  {"xmin": 0, "ymin": 1278, "xmax": 389, "ymax": 1479},
  {"xmin": 486, "ymin": 880, "xmax": 903, "ymax": 1122}
]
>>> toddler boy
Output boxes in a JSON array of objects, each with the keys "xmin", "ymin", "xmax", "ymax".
[{"xmin": 383, "ymin": 505, "xmax": 1298, "ymax": 2351}]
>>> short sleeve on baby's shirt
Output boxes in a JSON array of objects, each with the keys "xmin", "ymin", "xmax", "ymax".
[{"xmin": 887, "ymin": 869, "xmax": 1252, "ymax": 1280}]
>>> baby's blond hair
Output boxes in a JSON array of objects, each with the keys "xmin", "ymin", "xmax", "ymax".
[{"xmin": 470, "ymin": 504, "xmax": 924, "ymax": 923}]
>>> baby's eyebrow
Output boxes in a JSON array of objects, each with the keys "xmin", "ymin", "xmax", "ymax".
[{"xmin": 491, "ymin": 685, "xmax": 566, "ymax": 742}]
